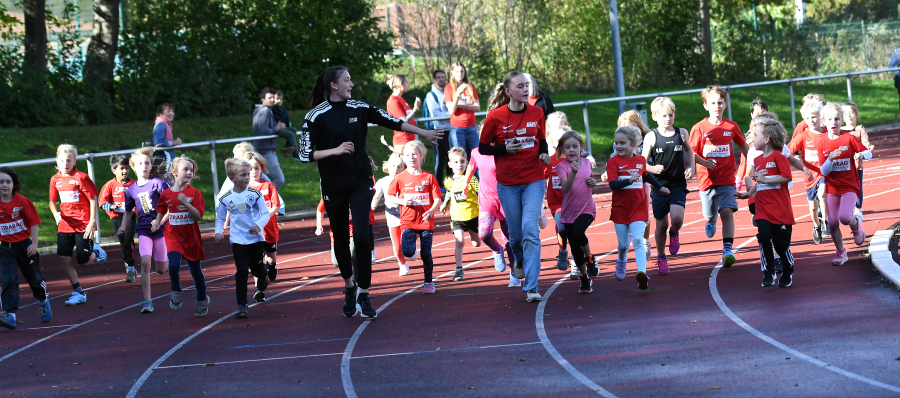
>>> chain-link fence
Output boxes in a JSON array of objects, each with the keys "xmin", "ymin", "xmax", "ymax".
[{"xmin": 811, "ymin": 21, "xmax": 900, "ymax": 77}]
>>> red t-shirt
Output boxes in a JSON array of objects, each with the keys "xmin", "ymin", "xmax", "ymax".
[
  {"xmin": 49, "ymin": 169, "xmax": 99, "ymax": 233},
  {"xmin": 606, "ymin": 155, "xmax": 650, "ymax": 224},
  {"xmin": 156, "ymin": 186, "xmax": 206, "ymax": 261},
  {"xmin": 752, "ymin": 152, "xmax": 795, "ymax": 225},
  {"xmin": 786, "ymin": 127, "xmax": 827, "ymax": 189},
  {"xmin": 388, "ymin": 170, "xmax": 441, "ymax": 231},
  {"xmin": 387, "ymin": 95, "xmax": 416, "ymax": 147},
  {"xmin": 817, "ymin": 134, "xmax": 867, "ymax": 196},
  {"xmin": 444, "ymin": 84, "xmax": 479, "ymax": 127},
  {"xmin": 690, "ymin": 118, "xmax": 745, "ymax": 191},
  {"xmin": 99, "ymin": 178, "xmax": 135, "ymax": 219},
  {"xmin": 250, "ymin": 180, "xmax": 280, "ymax": 244},
  {"xmin": 545, "ymin": 155, "xmax": 565, "ymax": 213},
  {"xmin": 793, "ymin": 120, "xmax": 808, "ymax": 138},
  {"xmin": 0, "ymin": 194, "xmax": 41, "ymax": 243},
  {"xmin": 480, "ymin": 104, "xmax": 547, "ymax": 186}
]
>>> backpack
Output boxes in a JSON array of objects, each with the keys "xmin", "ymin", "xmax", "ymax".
[{"xmin": 421, "ymin": 91, "xmax": 439, "ymax": 131}]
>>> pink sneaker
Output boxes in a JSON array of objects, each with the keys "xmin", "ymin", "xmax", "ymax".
[
  {"xmin": 423, "ymin": 283, "xmax": 435, "ymax": 294},
  {"xmin": 852, "ymin": 214, "xmax": 866, "ymax": 246},
  {"xmin": 832, "ymin": 250, "xmax": 848, "ymax": 266},
  {"xmin": 657, "ymin": 258, "xmax": 670, "ymax": 275},
  {"xmin": 669, "ymin": 234, "xmax": 680, "ymax": 255}
]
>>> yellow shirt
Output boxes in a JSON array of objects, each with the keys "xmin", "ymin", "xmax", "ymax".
[{"xmin": 444, "ymin": 174, "xmax": 479, "ymax": 221}]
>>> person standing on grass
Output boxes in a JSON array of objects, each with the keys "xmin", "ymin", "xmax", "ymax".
[
  {"xmin": 253, "ymin": 88, "xmax": 288, "ymax": 190},
  {"xmin": 152, "ymin": 103, "xmax": 181, "ymax": 170},
  {"xmin": 890, "ymin": 48, "xmax": 900, "ymax": 110},
  {"xmin": 298, "ymin": 65, "xmax": 443, "ymax": 318},
  {"xmin": 445, "ymin": 62, "xmax": 481, "ymax": 158},
  {"xmin": 425, "ymin": 69, "xmax": 452, "ymax": 190},
  {"xmin": 386, "ymin": 74, "xmax": 422, "ymax": 148}
]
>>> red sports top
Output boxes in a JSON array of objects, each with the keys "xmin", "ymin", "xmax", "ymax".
[
  {"xmin": 250, "ymin": 179, "xmax": 280, "ymax": 244},
  {"xmin": 480, "ymin": 104, "xmax": 547, "ymax": 186},
  {"xmin": 816, "ymin": 134, "xmax": 867, "ymax": 196},
  {"xmin": 388, "ymin": 170, "xmax": 441, "ymax": 231},
  {"xmin": 0, "ymin": 194, "xmax": 41, "ymax": 243},
  {"xmin": 99, "ymin": 178, "xmax": 135, "ymax": 219},
  {"xmin": 49, "ymin": 169, "xmax": 99, "ymax": 233},
  {"xmin": 387, "ymin": 95, "xmax": 416, "ymax": 147},
  {"xmin": 544, "ymin": 155, "xmax": 565, "ymax": 213},
  {"xmin": 787, "ymin": 127, "xmax": 827, "ymax": 189},
  {"xmin": 689, "ymin": 118, "xmax": 745, "ymax": 191},
  {"xmin": 752, "ymin": 152, "xmax": 795, "ymax": 225},
  {"xmin": 157, "ymin": 186, "xmax": 206, "ymax": 261},
  {"xmin": 444, "ymin": 84, "xmax": 479, "ymax": 127},
  {"xmin": 606, "ymin": 154, "xmax": 651, "ymax": 224}
]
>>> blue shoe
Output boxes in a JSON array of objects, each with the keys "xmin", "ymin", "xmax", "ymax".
[
  {"xmin": 508, "ymin": 272, "xmax": 522, "ymax": 288},
  {"xmin": 723, "ymin": 251, "xmax": 736, "ymax": 268},
  {"xmin": 493, "ymin": 252, "xmax": 508, "ymax": 272},
  {"xmin": 0, "ymin": 313, "xmax": 15, "ymax": 329},
  {"xmin": 65, "ymin": 291, "xmax": 87, "ymax": 306},
  {"xmin": 705, "ymin": 221, "xmax": 717, "ymax": 238},
  {"xmin": 93, "ymin": 244, "xmax": 107, "ymax": 263},
  {"xmin": 39, "ymin": 300, "xmax": 52, "ymax": 323}
]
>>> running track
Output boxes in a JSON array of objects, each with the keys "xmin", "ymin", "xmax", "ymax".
[{"xmin": 2, "ymin": 131, "xmax": 900, "ymax": 397}]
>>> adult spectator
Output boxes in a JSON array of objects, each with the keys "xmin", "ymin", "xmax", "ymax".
[
  {"xmin": 445, "ymin": 61, "xmax": 480, "ymax": 158},
  {"xmin": 272, "ymin": 90, "xmax": 302, "ymax": 161},
  {"xmin": 152, "ymin": 103, "xmax": 181, "ymax": 168},
  {"xmin": 426, "ymin": 69, "xmax": 452, "ymax": 188},
  {"xmin": 253, "ymin": 87, "xmax": 287, "ymax": 190},
  {"xmin": 523, "ymin": 73, "xmax": 555, "ymax": 119},
  {"xmin": 385, "ymin": 74, "xmax": 421, "ymax": 147},
  {"xmin": 891, "ymin": 48, "xmax": 900, "ymax": 109}
]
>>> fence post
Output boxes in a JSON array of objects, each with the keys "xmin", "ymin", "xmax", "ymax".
[
  {"xmin": 725, "ymin": 88, "xmax": 733, "ymax": 121},
  {"xmin": 789, "ymin": 80, "xmax": 796, "ymax": 128},
  {"xmin": 209, "ymin": 141, "xmax": 219, "ymax": 199},
  {"xmin": 582, "ymin": 102, "xmax": 592, "ymax": 156},
  {"xmin": 846, "ymin": 74, "xmax": 853, "ymax": 103},
  {"xmin": 85, "ymin": 154, "xmax": 100, "ymax": 243}
]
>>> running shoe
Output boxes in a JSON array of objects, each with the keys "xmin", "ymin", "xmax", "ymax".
[
  {"xmin": 267, "ymin": 261, "xmax": 278, "ymax": 282},
  {"xmin": 93, "ymin": 244, "xmax": 107, "ymax": 263},
  {"xmin": 0, "ymin": 313, "xmax": 15, "ymax": 329},
  {"xmin": 587, "ymin": 259, "xmax": 600, "ymax": 278},
  {"xmin": 539, "ymin": 211, "xmax": 548, "ymax": 229},
  {"xmin": 170, "ymin": 291, "xmax": 183, "ymax": 309},
  {"xmin": 140, "ymin": 301, "xmax": 154, "ymax": 313},
  {"xmin": 644, "ymin": 239, "xmax": 652, "ymax": 260},
  {"xmin": 409, "ymin": 249, "xmax": 418, "ymax": 261},
  {"xmin": 452, "ymin": 268, "xmax": 464, "ymax": 282},
  {"xmin": 615, "ymin": 259, "xmax": 626, "ymax": 281},
  {"xmin": 39, "ymin": 300, "xmax": 52, "ymax": 323},
  {"xmin": 493, "ymin": 252, "xmax": 507, "ymax": 272},
  {"xmin": 812, "ymin": 225, "xmax": 823, "ymax": 244},
  {"xmin": 281, "ymin": 143, "xmax": 296, "ymax": 153},
  {"xmin": 578, "ymin": 274, "xmax": 593, "ymax": 294},
  {"xmin": 253, "ymin": 289, "xmax": 266, "ymax": 303},
  {"xmin": 778, "ymin": 273, "xmax": 793, "ymax": 288},
  {"xmin": 636, "ymin": 271, "xmax": 649, "ymax": 290},
  {"xmin": 357, "ymin": 292, "xmax": 377, "ymax": 318},
  {"xmin": 762, "ymin": 272, "xmax": 775, "ymax": 287},
  {"xmin": 125, "ymin": 267, "xmax": 136, "ymax": 283},
  {"xmin": 852, "ymin": 213, "xmax": 866, "ymax": 246},
  {"xmin": 774, "ymin": 257, "xmax": 783, "ymax": 273},
  {"xmin": 705, "ymin": 220, "xmax": 716, "ymax": 238},
  {"xmin": 508, "ymin": 272, "xmax": 522, "ymax": 288},
  {"xmin": 195, "ymin": 296, "xmax": 210, "ymax": 317},
  {"xmin": 399, "ymin": 262, "xmax": 410, "ymax": 276},
  {"xmin": 556, "ymin": 252, "xmax": 569, "ymax": 271},
  {"xmin": 821, "ymin": 220, "xmax": 831, "ymax": 238},
  {"xmin": 722, "ymin": 251, "xmax": 736, "ymax": 268},
  {"xmin": 343, "ymin": 284, "xmax": 359, "ymax": 317},
  {"xmin": 656, "ymin": 258, "xmax": 669, "ymax": 275},
  {"xmin": 832, "ymin": 249, "xmax": 848, "ymax": 266},
  {"xmin": 569, "ymin": 264, "xmax": 579, "ymax": 280},
  {"xmin": 512, "ymin": 260, "xmax": 525, "ymax": 280},
  {"xmin": 423, "ymin": 283, "xmax": 436, "ymax": 294},
  {"xmin": 669, "ymin": 233, "xmax": 680, "ymax": 255},
  {"xmin": 525, "ymin": 290, "xmax": 542, "ymax": 302},
  {"xmin": 65, "ymin": 291, "xmax": 86, "ymax": 306},
  {"xmin": 236, "ymin": 304, "xmax": 249, "ymax": 318}
]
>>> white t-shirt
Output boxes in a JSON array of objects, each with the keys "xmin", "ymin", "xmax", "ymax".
[
  {"xmin": 375, "ymin": 176, "xmax": 401, "ymax": 227},
  {"xmin": 215, "ymin": 187, "xmax": 270, "ymax": 245},
  {"xmin": 747, "ymin": 146, "xmax": 794, "ymax": 189}
]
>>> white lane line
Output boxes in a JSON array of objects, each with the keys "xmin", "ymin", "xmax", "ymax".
[{"xmin": 155, "ymin": 352, "xmax": 344, "ymax": 369}]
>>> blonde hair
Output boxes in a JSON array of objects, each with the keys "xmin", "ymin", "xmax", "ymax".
[
  {"xmin": 546, "ymin": 111, "xmax": 569, "ymax": 133},
  {"xmin": 554, "ymin": 131, "xmax": 586, "ymax": 158},
  {"xmin": 449, "ymin": 62, "xmax": 474, "ymax": 100},
  {"xmin": 402, "ymin": 140, "xmax": 427, "ymax": 158},
  {"xmin": 224, "ymin": 158, "xmax": 251, "ymax": 179},
  {"xmin": 700, "ymin": 85, "xmax": 727, "ymax": 104},
  {"xmin": 617, "ymin": 110, "xmax": 650, "ymax": 135},
  {"xmin": 242, "ymin": 151, "xmax": 268, "ymax": 174},
  {"xmin": 448, "ymin": 147, "xmax": 467, "ymax": 162},
  {"xmin": 800, "ymin": 99, "xmax": 823, "ymax": 119},
  {"xmin": 386, "ymin": 74, "xmax": 407, "ymax": 90},
  {"xmin": 821, "ymin": 102, "xmax": 845, "ymax": 125},
  {"xmin": 751, "ymin": 116, "xmax": 787, "ymax": 151},
  {"xmin": 232, "ymin": 142, "xmax": 255, "ymax": 157},
  {"xmin": 381, "ymin": 152, "xmax": 405, "ymax": 174},
  {"xmin": 614, "ymin": 126, "xmax": 643, "ymax": 148},
  {"xmin": 522, "ymin": 73, "xmax": 540, "ymax": 97},
  {"xmin": 170, "ymin": 155, "xmax": 199, "ymax": 179},
  {"xmin": 802, "ymin": 93, "xmax": 825, "ymax": 105},
  {"xmin": 56, "ymin": 144, "xmax": 78, "ymax": 159},
  {"xmin": 650, "ymin": 96, "xmax": 676, "ymax": 117},
  {"xmin": 130, "ymin": 146, "xmax": 168, "ymax": 179}
]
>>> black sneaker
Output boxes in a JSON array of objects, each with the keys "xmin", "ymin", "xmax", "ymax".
[
  {"xmin": 774, "ymin": 257, "xmax": 783, "ymax": 273},
  {"xmin": 512, "ymin": 261, "xmax": 525, "ymax": 279},
  {"xmin": 357, "ymin": 292, "xmax": 377, "ymax": 318},
  {"xmin": 236, "ymin": 304, "xmax": 249, "ymax": 318},
  {"xmin": 586, "ymin": 261, "xmax": 599, "ymax": 278},
  {"xmin": 578, "ymin": 274, "xmax": 593, "ymax": 294},
  {"xmin": 343, "ymin": 284, "xmax": 359, "ymax": 317},
  {"xmin": 253, "ymin": 289, "xmax": 266, "ymax": 303},
  {"xmin": 812, "ymin": 225, "xmax": 822, "ymax": 244},
  {"xmin": 452, "ymin": 268, "xmax": 464, "ymax": 281},
  {"xmin": 762, "ymin": 272, "xmax": 775, "ymax": 287},
  {"xmin": 267, "ymin": 262, "xmax": 278, "ymax": 282},
  {"xmin": 778, "ymin": 273, "xmax": 793, "ymax": 288}
]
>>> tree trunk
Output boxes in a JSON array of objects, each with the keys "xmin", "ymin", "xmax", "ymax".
[
  {"xmin": 84, "ymin": 0, "xmax": 120, "ymax": 100},
  {"xmin": 23, "ymin": 0, "xmax": 47, "ymax": 72},
  {"xmin": 699, "ymin": 0, "xmax": 712, "ymax": 71}
]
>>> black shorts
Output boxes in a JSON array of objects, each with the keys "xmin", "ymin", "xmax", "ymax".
[
  {"xmin": 57, "ymin": 232, "xmax": 94, "ymax": 264},
  {"xmin": 650, "ymin": 187, "xmax": 688, "ymax": 220},
  {"xmin": 263, "ymin": 241, "xmax": 277, "ymax": 253},
  {"xmin": 749, "ymin": 202, "xmax": 756, "ymax": 215},
  {"xmin": 451, "ymin": 218, "xmax": 479, "ymax": 232}
]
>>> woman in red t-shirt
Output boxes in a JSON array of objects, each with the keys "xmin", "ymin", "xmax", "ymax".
[
  {"xmin": 445, "ymin": 62, "xmax": 481, "ymax": 158},
  {"xmin": 479, "ymin": 71, "xmax": 550, "ymax": 303},
  {"xmin": 386, "ymin": 74, "xmax": 421, "ymax": 148}
]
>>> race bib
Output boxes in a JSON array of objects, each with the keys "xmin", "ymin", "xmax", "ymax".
[
  {"xmin": 404, "ymin": 193, "xmax": 431, "ymax": 206},
  {"xmin": 0, "ymin": 219, "xmax": 26, "ymax": 236},
  {"xmin": 505, "ymin": 137, "xmax": 535, "ymax": 149},
  {"xmin": 168, "ymin": 212, "xmax": 194, "ymax": 226},
  {"xmin": 59, "ymin": 190, "xmax": 79, "ymax": 203},
  {"xmin": 551, "ymin": 176, "xmax": 561, "ymax": 190},
  {"xmin": 703, "ymin": 144, "xmax": 731, "ymax": 158},
  {"xmin": 832, "ymin": 158, "xmax": 851, "ymax": 172},
  {"xmin": 452, "ymin": 191, "xmax": 466, "ymax": 202},
  {"xmin": 756, "ymin": 183, "xmax": 780, "ymax": 191},
  {"xmin": 804, "ymin": 150, "xmax": 819, "ymax": 163},
  {"xmin": 618, "ymin": 174, "xmax": 643, "ymax": 189}
]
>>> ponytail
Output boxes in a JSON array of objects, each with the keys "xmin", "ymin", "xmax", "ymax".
[
  {"xmin": 306, "ymin": 66, "xmax": 349, "ymax": 109},
  {"xmin": 486, "ymin": 71, "xmax": 523, "ymax": 111}
]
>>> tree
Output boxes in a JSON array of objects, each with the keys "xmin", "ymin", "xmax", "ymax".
[
  {"xmin": 84, "ymin": 0, "xmax": 120, "ymax": 123},
  {"xmin": 700, "ymin": 0, "xmax": 713, "ymax": 75},
  {"xmin": 22, "ymin": 0, "xmax": 47, "ymax": 71}
]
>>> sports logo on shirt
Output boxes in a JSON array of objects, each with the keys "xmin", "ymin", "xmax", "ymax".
[
  {"xmin": 115, "ymin": 187, "xmax": 127, "ymax": 193},
  {"xmin": 655, "ymin": 148, "xmax": 664, "ymax": 153},
  {"xmin": 526, "ymin": 122, "xmax": 537, "ymax": 128},
  {"xmin": 516, "ymin": 128, "xmax": 526, "ymax": 135},
  {"xmin": 349, "ymin": 117, "xmax": 358, "ymax": 123},
  {"xmin": 422, "ymin": 180, "xmax": 430, "ymax": 185},
  {"xmin": 415, "ymin": 186, "xmax": 424, "ymax": 192},
  {"xmin": 69, "ymin": 180, "xmax": 78, "ymax": 185},
  {"xmin": 11, "ymin": 207, "xmax": 21, "ymax": 219},
  {"xmin": 766, "ymin": 162, "xmax": 776, "ymax": 168},
  {"xmin": 723, "ymin": 131, "xmax": 732, "ymax": 136},
  {"xmin": 60, "ymin": 190, "xmax": 80, "ymax": 203},
  {"xmin": 636, "ymin": 164, "xmax": 643, "ymax": 169},
  {"xmin": 839, "ymin": 145, "xmax": 849, "ymax": 151},
  {"xmin": 675, "ymin": 145, "xmax": 683, "ymax": 151},
  {"xmin": 137, "ymin": 192, "xmax": 153, "ymax": 213}
]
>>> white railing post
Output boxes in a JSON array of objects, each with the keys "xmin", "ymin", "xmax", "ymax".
[
  {"xmin": 582, "ymin": 102, "xmax": 592, "ymax": 156},
  {"xmin": 726, "ymin": 88, "xmax": 733, "ymax": 121},
  {"xmin": 85, "ymin": 154, "xmax": 100, "ymax": 243},
  {"xmin": 846, "ymin": 74, "xmax": 853, "ymax": 103},
  {"xmin": 209, "ymin": 141, "xmax": 219, "ymax": 199},
  {"xmin": 789, "ymin": 80, "xmax": 796, "ymax": 128}
]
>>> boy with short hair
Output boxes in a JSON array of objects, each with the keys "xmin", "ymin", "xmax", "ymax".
[
  {"xmin": 99, "ymin": 154, "xmax": 138, "ymax": 283},
  {"xmin": 787, "ymin": 99, "xmax": 829, "ymax": 244},
  {"xmin": 272, "ymin": 90, "xmax": 301, "ymax": 161},
  {"xmin": 690, "ymin": 85, "xmax": 749, "ymax": 268},
  {"xmin": 440, "ymin": 147, "xmax": 482, "ymax": 281}
]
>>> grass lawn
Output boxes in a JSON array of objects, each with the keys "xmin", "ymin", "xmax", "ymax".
[{"xmin": 3, "ymin": 76, "xmax": 898, "ymax": 246}]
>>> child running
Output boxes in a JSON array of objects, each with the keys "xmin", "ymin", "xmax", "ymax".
[
  {"xmin": 99, "ymin": 154, "xmax": 137, "ymax": 282},
  {"xmin": 119, "ymin": 147, "xmax": 170, "ymax": 313},
  {"xmin": 545, "ymin": 112, "xmax": 579, "ymax": 279},
  {"xmin": 49, "ymin": 144, "xmax": 106, "ymax": 306},
  {"xmin": 245, "ymin": 152, "xmax": 280, "ymax": 281},
  {"xmin": 555, "ymin": 131, "xmax": 599, "ymax": 293},
  {"xmin": 841, "ymin": 102, "xmax": 873, "ymax": 213},
  {"xmin": 217, "ymin": 142, "xmax": 286, "ymax": 216},
  {"xmin": 153, "ymin": 155, "xmax": 209, "ymax": 316},
  {"xmin": 440, "ymin": 147, "xmax": 482, "ymax": 281},
  {"xmin": 387, "ymin": 141, "xmax": 442, "ymax": 293},
  {"xmin": 817, "ymin": 102, "xmax": 872, "ymax": 266},
  {"xmin": 736, "ymin": 116, "xmax": 797, "ymax": 287},
  {"xmin": 690, "ymin": 85, "xmax": 749, "ymax": 267},
  {"xmin": 372, "ymin": 152, "xmax": 409, "ymax": 275},
  {"xmin": 466, "ymin": 145, "xmax": 516, "ymax": 285},
  {"xmin": 0, "ymin": 167, "xmax": 50, "ymax": 329},
  {"xmin": 215, "ymin": 158, "xmax": 271, "ymax": 318},
  {"xmin": 787, "ymin": 99, "xmax": 829, "ymax": 244},
  {"xmin": 642, "ymin": 96, "xmax": 695, "ymax": 274},
  {"xmin": 607, "ymin": 126, "xmax": 668, "ymax": 289}
]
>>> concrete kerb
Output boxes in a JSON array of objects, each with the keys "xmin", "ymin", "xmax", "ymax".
[{"xmin": 867, "ymin": 221, "xmax": 900, "ymax": 294}]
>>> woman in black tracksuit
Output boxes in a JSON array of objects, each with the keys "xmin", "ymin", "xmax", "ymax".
[{"xmin": 299, "ymin": 66, "xmax": 443, "ymax": 318}]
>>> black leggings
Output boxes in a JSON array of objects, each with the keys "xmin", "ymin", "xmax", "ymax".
[
  {"xmin": 756, "ymin": 220, "xmax": 794, "ymax": 275},
  {"xmin": 111, "ymin": 215, "xmax": 136, "ymax": 267},
  {"xmin": 231, "ymin": 242, "xmax": 267, "ymax": 306},
  {"xmin": 323, "ymin": 180, "xmax": 375, "ymax": 289},
  {"xmin": 563, "ymin": 214, "xmax": 594, "ymax": 268}
]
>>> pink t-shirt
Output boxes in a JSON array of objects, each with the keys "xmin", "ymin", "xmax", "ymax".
[
  {"xmin": 557, "ymin": 158, "xmax": 596, "ymax": 224},
  {"xmin": 469, "ymin": 148, "xmax": 504, "ymax": 220}
]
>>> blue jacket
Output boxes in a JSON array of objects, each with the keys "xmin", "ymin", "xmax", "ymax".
[{"xmin": 890, "ymin": 49, "xmax": 900, "ymax": 77}]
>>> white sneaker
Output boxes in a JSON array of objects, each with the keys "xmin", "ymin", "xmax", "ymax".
[
  {"xmin": 525, "ymin": 290, "xmax": 542, "ymax": 302},
  {"xmin": 398, "ymin": 263, "xmax": 409, "ymax": 276},
  {"xmin": 508, "ymin": 273, "xmax": 522, "ymax": 288},
  {"xmin": 409, "ymin": 249, "xmax": 418, "ymax": 261},
  {"xmin": 493, "ymin": 252, "xmax": 507, "ymax": 272},
  {"xmin": 65, "ymin": 291, "xmax": 86, "ymax": 306}
]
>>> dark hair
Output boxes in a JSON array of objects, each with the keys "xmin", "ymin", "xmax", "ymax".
[
  {"xmin": 0, "ymin": 166, "xmax": 22, "ymax": 194},
  {"xmin": 306, "ymin": 66, "xmax": 349, "ymax": 109},
  {"xmin": 156, "ymin": 103, "xmax": 174, "ymax": 115},
  {"xmin": 432, "ymin": 69, "xmax": 445, "ymax": 79},
  {"xmin": 259, "ymin": 87, "xmax": 274, "ymax": 100},
  {"xmin": 109, "ymin": 154, "xmax": 129, "ymax": 169},
  {"xmin": 274, "ymin": 90, "xmax": 283, "ymax": 97},
  {"xmin": 750, "ymin": 97, "xmax": 768, "ymax": 112}
]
